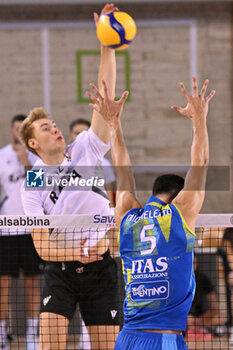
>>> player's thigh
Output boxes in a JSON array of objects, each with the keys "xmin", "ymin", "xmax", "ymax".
[
  {"xmin": 80, "ymin": 254, "xmax": 120, "ymax": 326},
  {"xmin": 0, "ymin": 275, "xmax": 12, "ymax": 317},
  {"xmin": 19, "ymin": 234, "xmax": 44, "ymax": 276},
  {"xmin": 24, "ymin": 275, "xmax": 41, "ymax": 315},
  {"xmin": 24, "ymin": 274, "xmax": 40, "ymax": 291},
  {"xmin": 0, "ymin": 275, "xmax": 12, "ymax": 290},
  {"xmin": 87, "ymin": 325, "xmax": 119, "ymax": 350},
  {"xmin": 41, "ymin": 262, "xmax": 77, "ymax": 321},
  {"xmin": 39, "ymin": 312, "xmax": 69, "ymax": 350}
]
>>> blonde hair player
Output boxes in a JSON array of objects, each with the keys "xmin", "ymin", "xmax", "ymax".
[{"xmin": 20, "ymin": 4, "xmax": 120, "ymax": 350}]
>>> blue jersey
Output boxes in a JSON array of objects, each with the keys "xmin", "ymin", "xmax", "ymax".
[{"xmin": 119, "ymin": 196, "xmax": 196, "ymax": 331}]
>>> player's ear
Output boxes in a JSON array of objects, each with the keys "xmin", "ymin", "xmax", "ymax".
[{"xmin": 28, "ymin": 138, "xmax": 39, "ymax": 151}]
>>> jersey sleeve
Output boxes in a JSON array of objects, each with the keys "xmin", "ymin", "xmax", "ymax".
[
  {"xmin": 21, "ymin": 182, "xmax": 45, "ymax": 215},
  {"xmin": 72, "ymin": 128, "xmax": 110, "ymax": 160},
  {"xmin": 101, "ymin": 157, "xmax": 116, "ymax": 185}
]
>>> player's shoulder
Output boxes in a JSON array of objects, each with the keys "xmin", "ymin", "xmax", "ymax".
[
  {"xmin": 74, "ymin": 129, "xmax": 89, "ymax": 144},
  {"xmin": 67, "ymin": 130, "xmax": 89, "ymax": 153}
]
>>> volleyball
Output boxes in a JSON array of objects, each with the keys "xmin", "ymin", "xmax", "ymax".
[{"xmin": 96, "ymin": 11, "xmax": 137, "ymax": 50}]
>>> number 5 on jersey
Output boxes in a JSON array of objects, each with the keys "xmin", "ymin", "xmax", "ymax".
[{"xmin": 140, "ymin": 224, "xmax": 156, "ymax": 255}]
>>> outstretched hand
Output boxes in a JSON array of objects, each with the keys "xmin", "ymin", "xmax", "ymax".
[
  {"xmin": 171, "ymin": 76, "xmax": 215, "ymax": 122},
  {"xmin": 94, "ymin": 3, "xmax": 119, "ymax": 26},
  {"xmin": 86, "ymin": 79, "xmax": 128, "ymax": 130}
]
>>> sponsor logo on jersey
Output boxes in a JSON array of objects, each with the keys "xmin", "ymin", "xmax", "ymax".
[
  {"xmin": 76, "ymin": 267, "xmax": 84, "ymax": 274},
  {"xmin": 131, "ymin": 257, "xmax": 168, "ymax": 274},
  {"xmin": 26, "ymin": 169, "xmax": 44, "ymax": 188},
  {"xmin": 110, "ymin": 310, "xmax": 118, "ymax": 319},
  {"xmin": 43, "ymin": 295, "xmax": 52, "ymax": 306},
  {"xmin": 131, "ymin": 257, "xmax": 168, "ymax": 280},
  {"xmin": 130, "ymin": 281, "xmax": 169, "ymax": 301}
]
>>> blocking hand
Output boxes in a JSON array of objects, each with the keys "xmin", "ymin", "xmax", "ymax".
[
  {"xmin": 86, "ymin": 79, "xmax": 128, "ymax": 130},
  {"xmin": 172, "ymin": 76, "xmax": 215, "ymax": 123}
]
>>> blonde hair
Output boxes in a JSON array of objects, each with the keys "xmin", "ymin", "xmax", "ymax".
[{"xmin": 20, "ymin": 107, "xmax": 48, "ymax": 155}]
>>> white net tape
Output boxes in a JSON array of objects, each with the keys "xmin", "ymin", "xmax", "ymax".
[{"xmin": 0, "ymin": 213, "xmax": 232, "ymax": 228}]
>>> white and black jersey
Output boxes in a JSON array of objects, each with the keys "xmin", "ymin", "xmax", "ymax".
[
  {"xmin": 0, "ymin": 144, "xmax": 38, "ymax": 236},
  {"xmin": 102, "ymin": 157, "xmax": 115, "ymax": 185},
  {"xmin": 21, "ymin": 128, "xmax": 113, "ymax": 248}
]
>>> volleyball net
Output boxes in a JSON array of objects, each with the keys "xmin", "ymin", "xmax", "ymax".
[{"xmin": 0, "ymin": 213, "xmax": 233, "ymax": 350}]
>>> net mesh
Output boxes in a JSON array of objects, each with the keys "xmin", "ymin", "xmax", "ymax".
[{"xmin": 0, "ymin": 214, "xmax": 233, "ymax": 350}]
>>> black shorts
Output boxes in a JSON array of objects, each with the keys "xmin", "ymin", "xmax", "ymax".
[
  {"xmin": 0, "ymin": 234, "xmax": 44, "ymax": 277},
  {"xmin": 41, "ymin": 250, "xmax": 120, "ymax": 326}
]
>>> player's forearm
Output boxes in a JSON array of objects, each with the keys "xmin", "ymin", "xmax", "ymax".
[
  {"xmin": 111, "ymin": 124, "xmax": 136, "ymax": 193},
  {"xmin": 91, "ymin": 46, "xmax": 116, "ymax": 143},
  {"xmin": 191, "ymin": 120, "xmax": 209, "ymax": 166},
  {"xmin": 31, "ymin": 230, "xmax": 79, "ymax": 262},
  {"xmin": 39, "ymin": 244, "xmax": 78, "ymax": 262},
  {"xmin": 98, "ymin": 45, "xmax": 116, "ymax": 99}
]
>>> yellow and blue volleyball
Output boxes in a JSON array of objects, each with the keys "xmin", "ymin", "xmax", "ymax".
[{"xmin": 96, "ymin": 11, "xmax": 137, "ymax": 50}]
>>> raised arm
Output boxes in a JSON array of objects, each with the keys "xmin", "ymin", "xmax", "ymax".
[
  {"xmin": 172, "ymin": 76, "xmax": 215, "ymax": 231},
  {"xmin": 110, "ymin": 116, "xmax": 141, "ymax": 226},
  {"xmin": 90, "ymin": 3, "xmax": 117, "ymax": 144},
  {"xmin": 87, "ymin": 80, "xmax": 141, "ymax": 227}
]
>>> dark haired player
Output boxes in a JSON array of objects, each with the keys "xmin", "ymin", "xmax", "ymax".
[{"xmin": 87, "ymin": 76, "xmax": 215, "ymax": 349}]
